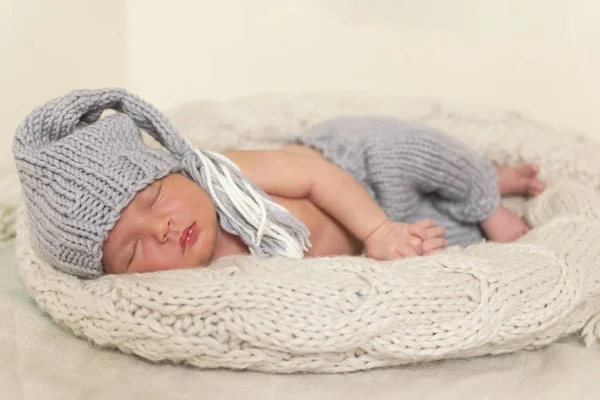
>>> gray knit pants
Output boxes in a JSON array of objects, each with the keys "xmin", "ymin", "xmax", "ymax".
[{"xmin": 294, "ymin": 116, "xmax": 501, "ymax": 247}]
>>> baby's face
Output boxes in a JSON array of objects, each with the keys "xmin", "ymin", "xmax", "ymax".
[{"xmin": 102, "ymin": 173, "xmax": 218, "ymax": 274}]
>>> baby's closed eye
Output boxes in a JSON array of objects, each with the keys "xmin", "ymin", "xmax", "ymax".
[{"xmin": 126, "ymin": 238, "xmax": 141, "ymax": 272}]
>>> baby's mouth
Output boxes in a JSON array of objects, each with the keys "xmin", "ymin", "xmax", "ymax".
[{"xmin": 179, "ymin": 223, "xmax": 198, "ymax": 251}]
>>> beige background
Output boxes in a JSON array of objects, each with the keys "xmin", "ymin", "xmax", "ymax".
[
  {"xmin": 2, "ymin": 0, "xmax": 600, "ymax": 174},
  {"xmin": 0, "ymin": 0, "xmax": 127, "ymax": 175}
]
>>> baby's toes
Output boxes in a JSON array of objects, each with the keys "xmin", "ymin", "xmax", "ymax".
[
  {"xmin": 516, "ymin": 163, "xmax": 540, "ymax": 178},
  {"xmin": 515, "ymin": 221, "xmax": 531, "ymax": 239},
  {"xmin": 527, "ymin": 179, "xmax": 546, "ymax": 197}
]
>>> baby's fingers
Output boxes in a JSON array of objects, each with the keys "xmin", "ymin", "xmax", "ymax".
[
  {"xmin": 407, "ymin": 236, "xmax": 423, "ymax": 255},
  {"xmin": 423, "ymin": 238, "xmax": 447, "ymax": 255},
  {"xmin": 425, "ymin": 226, "xmax": 446, "ymax": 239},
  {"xmin": 409, "ymin": 219, "xmax": 435, "ymax": 240},
  {"xmin": 396, "ymin": 244, "xmax": 419, "ymax": 258}
]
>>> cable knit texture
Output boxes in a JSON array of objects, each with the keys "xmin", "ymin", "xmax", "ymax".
[
  {"xmin": 10, "ymin": 93, "xmax": 600, "ymax": 373},
  {"xmin": 295, "ymin": 116, "xmax": 500, "ymax": 246}
]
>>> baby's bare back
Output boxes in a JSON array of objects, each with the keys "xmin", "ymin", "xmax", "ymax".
[{"xmin": 270, "ymin": 193, "xmax": 362, "ymax": 257}]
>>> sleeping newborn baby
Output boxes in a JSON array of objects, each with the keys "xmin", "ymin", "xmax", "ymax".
[{"xmin": 13, "ymin": 89, "xmax": 544, "ymax": 278}]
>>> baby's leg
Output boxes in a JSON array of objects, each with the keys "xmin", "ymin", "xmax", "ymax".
[
  {"xmin": 378, "ymin": 123, "xmax": 501, "ymax": 224},
  {"xmin": 480, "ymin": 163, "xmax": 546, "ymax": 242},
  {"xmin": 481, "ymin": 205, "xmax": 530, "ymax": 242},
  {"xmin": 362, "ymin": 121, "xmax": 499, "ymax": 246},
  {"xmin": 369, "ymin": 121, "xmax": 543, "ymax": 244},
  {"xmin": 298, "ymin": 116, "xmax": 542, "ymax": 246}
]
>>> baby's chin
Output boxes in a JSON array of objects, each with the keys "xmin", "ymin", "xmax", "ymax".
[{"xmin": 210, "ymin": 225, "xmax": 251, "ymax": 261}]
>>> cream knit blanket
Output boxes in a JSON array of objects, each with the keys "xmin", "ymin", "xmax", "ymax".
[{"xmin": 9, "ymin": 94, "xmax": 600, "ymax": 373}]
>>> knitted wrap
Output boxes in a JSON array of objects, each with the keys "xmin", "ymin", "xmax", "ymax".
[
  {"xmin": 12, "ymin": 89, "xmax": 310, "ymax": 278},
  {"xmin": 14, "ymin": 180, "xmax": 600, "ymax": 373}
]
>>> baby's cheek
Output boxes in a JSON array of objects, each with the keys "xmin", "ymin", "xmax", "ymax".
[{"xmin": 143, "ymin": 244, "xmax": 183, "ymax": 272}]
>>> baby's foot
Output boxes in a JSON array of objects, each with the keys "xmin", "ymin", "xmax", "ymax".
[
  {"xmin": 496, "ymin": 163, "xmax": 546, "ymax": 197},
  {"xmin": 480, "ymin": 205, "xmax": 530, "ymax": 243}
]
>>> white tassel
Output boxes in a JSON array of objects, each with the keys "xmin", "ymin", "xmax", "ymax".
[{"xmin": 185, "ymin": 139, "xmax": 308, "ymax": 258}]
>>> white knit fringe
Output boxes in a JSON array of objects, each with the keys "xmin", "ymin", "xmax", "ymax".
[{"xmin": 14, "ymin": 94, "xmax": 600, "ymax": 373}]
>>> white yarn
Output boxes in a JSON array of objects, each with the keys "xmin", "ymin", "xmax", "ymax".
[
  {"xmin": 11, "ymin": 94, "xmax": 600, "ymax": 374},
  {"xmin": 186, "ymin": 139, "xmax": 307, "ymax": 258}
]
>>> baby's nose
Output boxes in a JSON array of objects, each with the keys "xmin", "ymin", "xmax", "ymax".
[{"xmin": 149, "ymin": 215, "xmax": 172, "ymax": 243}]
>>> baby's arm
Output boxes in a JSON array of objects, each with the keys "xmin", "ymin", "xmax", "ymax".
[{"xmin": 224, "ymin": 149, "xmax": 446, "ymax": 259}]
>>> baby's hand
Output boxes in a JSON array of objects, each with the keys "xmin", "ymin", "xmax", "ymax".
[{"xmin": 364, "ymin": 219, "xmax": 447, "ymax": 261}]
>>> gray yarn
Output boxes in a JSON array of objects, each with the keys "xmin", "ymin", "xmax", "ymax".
[
  {"xmin": 294, "ymin": 116, "xmax": 501, "ymax": 247},
  {"xmin": 13, "ymin": 88, "xmax": 310, "ymax": 279}
]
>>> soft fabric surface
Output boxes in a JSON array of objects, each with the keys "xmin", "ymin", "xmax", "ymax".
[
  {"xmin": 2, "ymin": 239, "xmax": 600, "ymax": 399},
  {"xmin": 10, "ymin": 93, "xmax": 600, "ymax": 375}
]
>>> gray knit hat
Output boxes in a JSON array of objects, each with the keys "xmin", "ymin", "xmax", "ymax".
[{"xmin": 13, "ymin": 88, "xmax": 310, "ymax": 279}]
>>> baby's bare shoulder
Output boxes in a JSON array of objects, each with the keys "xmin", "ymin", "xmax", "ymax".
[
  {"xmin": 222, "ymin": 148, "xmax": 298, "ymax": 170},
  {"xmin": 222, "ymin": 146, "xmax": 325, "ymax": 172},
  {"xmin": 221, "ymin": 147, "xmax": 329, "ymax": 198}
]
